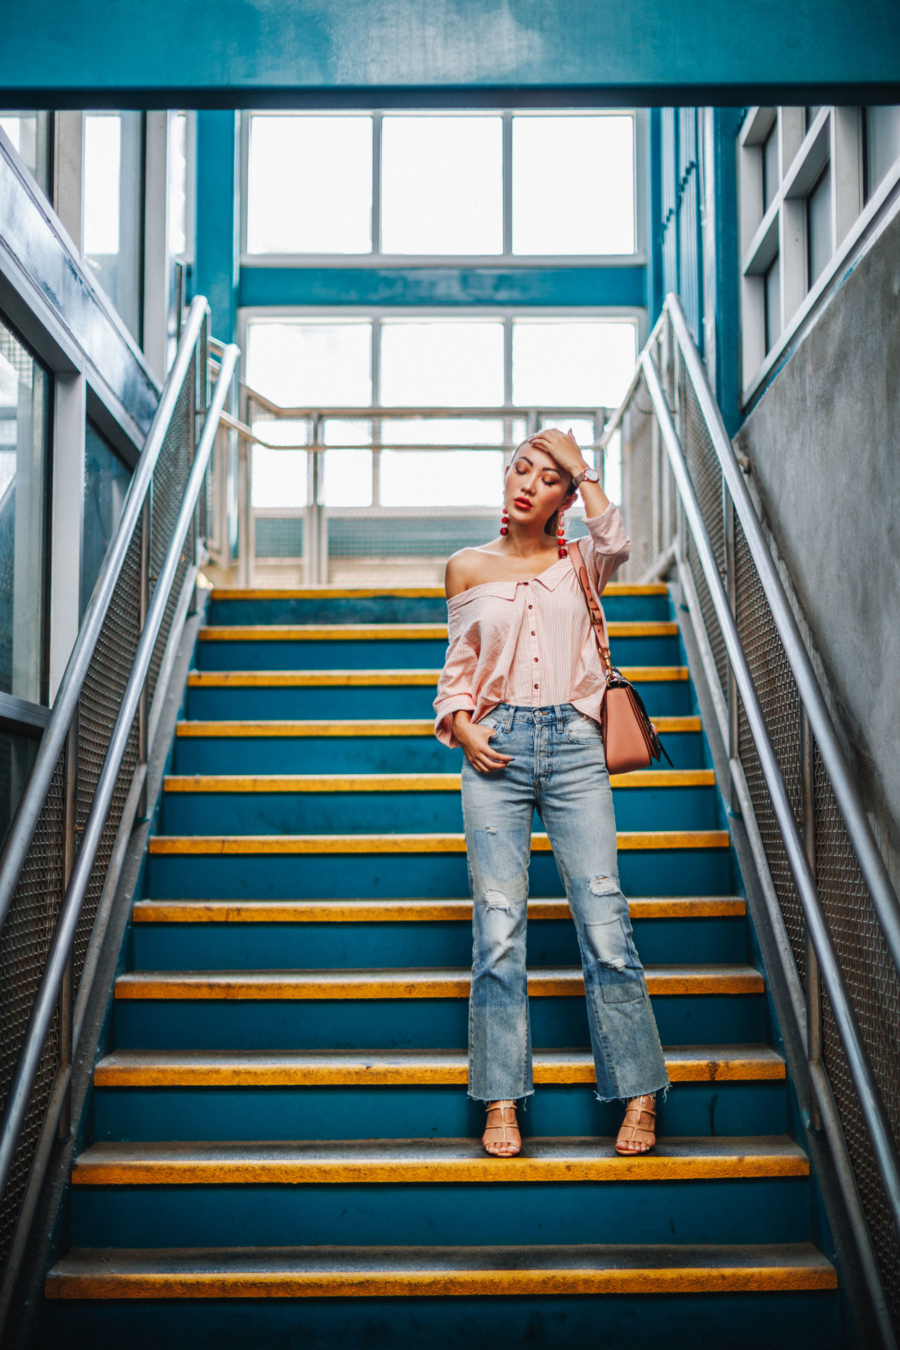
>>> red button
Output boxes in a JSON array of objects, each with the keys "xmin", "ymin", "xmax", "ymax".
[
  {"xmin": 534, "ymin": 683, "xmax": 539, "ymax": 689},
  {"xmin": 531, "ymin": 631, "xmax": 535, "ymax": 636},
  {"xmin": 534, "ymin": 657, "xmax": 538, "ymax": 663}
]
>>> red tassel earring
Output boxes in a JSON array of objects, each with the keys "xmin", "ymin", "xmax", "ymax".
[
  {"xmin": 500, "ymin": 508, "xmax": 509, "ymax": 537},
  {"xmin": 557, "ymin": 518, "xmax": 567, "ymax": 559}
]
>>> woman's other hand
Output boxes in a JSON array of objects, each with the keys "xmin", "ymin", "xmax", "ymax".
[{"xmin": 453, "ymin": 712, "xmax": 513, "ymax": 774}]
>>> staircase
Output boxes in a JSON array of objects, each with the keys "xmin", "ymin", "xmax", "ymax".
[{"xmin": 44, "ymin": 582, "xmax": 842, "ymax": 1348}]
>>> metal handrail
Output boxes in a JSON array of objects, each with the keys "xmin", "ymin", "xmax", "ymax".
[
  {"xmin": 0, "ymin": 296, "xmax": 208, "ymax": 940},
  {"xmin": 0, "ymin": 337, "xmax": 240, "ymax": 1201},
  {"xmin": 639, "ymin": 347, "xmax": 900, "ymax": 1246}
]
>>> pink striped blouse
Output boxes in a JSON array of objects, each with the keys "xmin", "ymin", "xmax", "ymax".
[{"xmin": 434, "ymin": 503, "xmax": 632, "ymax": 747}]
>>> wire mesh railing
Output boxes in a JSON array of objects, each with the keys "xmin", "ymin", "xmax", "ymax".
[
  {"xmin": 611, "ymin": 294, "xmax": 900, "ymax": 1346},
  {"xmin": 0, "ymin": 299, "xmax": 232, "ymax": 1318}
]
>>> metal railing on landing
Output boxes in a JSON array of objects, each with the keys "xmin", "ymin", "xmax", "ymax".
[
  {"xmin": 203, "ymin": 360, "xmax": 608, "ymax": 586},
  {"xmin": 0, "ymin": 296, "xmax": 239, "ymax": 1319},
  {"xmin": 604, "ymin": 293, "xmax": 900, "ymax": 1347}
]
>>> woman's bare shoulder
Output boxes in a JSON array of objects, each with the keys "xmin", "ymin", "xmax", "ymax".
[{"xmin": 444, "ymin": 544, "xmax": 502, "ymax": 598}]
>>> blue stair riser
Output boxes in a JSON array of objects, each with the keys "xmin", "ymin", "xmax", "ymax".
[
  {"xmin": 195, "ymin": 635, "xmax": 682, "ymax": 672},
  {"xmin": 113, "ymin": 994, "xmax": 767, "ymax": 1051},
  {"xmin": 70, "ymin": 1177, "xmax": 812, "ymax": 1249},
  {"xmin": 174, "ymin": 732, "xmax": 707, "ymax": 775},
  {"xmin": 93, "ymin": 1080, "xmax": 789, "ymax": 1144},
  {"xmin": 147, "ymin": 848, "xmax": 735, "ymax": 900},
  {"xmin": 207, "ymin": 594, "xmax": 674, "ymax": 626},
  {"xmin": 185, "ymin": 679, "xmax": 696, "ymax": 721},
  {"xmin": 132, "ymin": 916, "xmax": 749, "ymax": 970},
  {"xmin": 160, "ymin": 787, "xmax": 720, "ymax": 836},
  {"xmin": 43, "ymin": 1289, "xmax": 842, "ymax": 1350}
]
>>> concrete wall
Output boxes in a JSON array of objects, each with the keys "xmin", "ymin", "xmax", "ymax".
[{"xmin": 735, "ymin": 210, "xmax": 900, "ymax": 867}]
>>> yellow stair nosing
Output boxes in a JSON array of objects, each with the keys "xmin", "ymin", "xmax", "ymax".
[
  {"xmin": 175, "ymin": 715, "xmax": 703, "ymax": 737},
  {"xmin": 148, "ymin": 830, "xmax": 731, "ymax": 855},
  {"xmin": 93, "ymin": 1044, "xmax": 785, "ymax": 1088},
  {"xmin": 162, "ymin": 769, "xmax": 716, "ymax": 794},
  {"xmin": 132, "ymin": 895, "xmax": 746, "ymax": 924},
  {"xmin": 45, "ymin": 1242, "xmax": 837, "ymax": 1300},
  {"xmin": 113, "ymin": 964, "xmax": 764, "ymax": 1001},
  {"xmin": 209, "ymin": 583, "xmax": 669, "ymax": 600},
  {"xmin": 198, "ymin": 622, "xmax": 677, "ymax": 642},
  {"xmin": 71, "ymin": 1135, "xmax": 809, "ymax": 1186},
  {"xmin": 185, "ymin": 666, "xmax": 691, "ymax": 688}
]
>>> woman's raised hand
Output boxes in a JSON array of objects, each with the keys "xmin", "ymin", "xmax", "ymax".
[
  {"xmin": 529, "ymin": 427, "xmax": 587, "ymax": 478},
  {"xmin": 453, "ymin": 712, "xmax": 513, "ymax": 774}
]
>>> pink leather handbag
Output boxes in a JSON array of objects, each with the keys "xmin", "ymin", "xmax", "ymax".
[{"xmin": 570, "ymin": 541, "xmax": 672, "ymax": 775}]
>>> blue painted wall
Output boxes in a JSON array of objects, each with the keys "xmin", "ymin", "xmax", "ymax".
[
  {"xmin": 1, "ymin": 0, "xmax": 899, "ymax": 104},
  {"xmin": 195, "ymin": 112, "xmax": 240, "ymax": 342}
]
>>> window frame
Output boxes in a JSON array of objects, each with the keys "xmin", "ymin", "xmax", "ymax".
[
  {"xmin": 239, "ymin": 108, "xmax": 647, "ymax": 268},
  {"xmin": 738, "ymin": 103, "xmax": 900, "ymax": 406}
]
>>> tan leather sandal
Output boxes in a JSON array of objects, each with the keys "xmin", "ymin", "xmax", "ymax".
[
  {"xmin": 615, "ymin": 1093, "xmax": 657, "ymax": 1155},
  {"xmin": 483, "ymin": 1100, "xmax": 521, "ymax": 1157}
]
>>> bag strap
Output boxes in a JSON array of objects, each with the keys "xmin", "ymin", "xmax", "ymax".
[{"xmin": 569, "ymin": 538, "xmax": 613, "ymax": 679}]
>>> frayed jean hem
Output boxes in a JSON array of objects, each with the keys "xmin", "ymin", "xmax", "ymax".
[
  {"xmin": 593, "ymin": 1078, "xmax": 672, "ymax": 1106},
  {"xmin": 468, "ymin": 1087, "xmax": 534, "ymax": 1104}
]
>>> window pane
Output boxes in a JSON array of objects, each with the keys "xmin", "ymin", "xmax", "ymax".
[
  {"xmin": 0, "ymin": 725, "xmax": 38, "ymax": 855},
  {"xmin": 82, "ymin": 420, "xmax": 132, "ymax": 616},
  {"xmin": 604, "ymin": 426, "xmax": 623, "ymax": 504},
  {"xmin": 380, "ymin": 450, "xmax": 503, "ymax": 507},
  {"xmin": 512, "ymin": 115, "xmax": 634, "ymax": 254},
  {"xmin": 0, "ymin": 316, "xmax": 49, "ymax": 704},
  {"xmin": 512, "ymin": 321, "xmax": 637, "ymax": 409},
  {"xmin": 246, "ymin": 321, "xmax": 372, "ymax": 407},
  {"xmin": 168, "ymin": 112, "xmax": 188, "ymax": 258},
  {"xmin": 247, "ymin": 115, "xmax": 372, "ymax": 254},
  {"xmin": 381, "ymin": 115, "xmax": 502, "ymax": 254},
  {"xmin": 0, "ymin": 112, "xmax": 51, "ymax": 193},
  {"xmin": 322, "ymin": 421, "xmax": 373, "ymax": 507},
  {"xmin": 252, "ymin": 449, "xmax": 308, "ymax": 509},
  {"xmin": 83, "ymin": 112, "xmax": 144, "ymax": 339},
  {"xmin": 539, "ymin": 416, "xmax": 597, "ymax": 449},
  {"xmin": 380, "ymin": 417, "xmax": 505, "ymax": 447},
  {"xmin": 762, "ymin": 122, "xmax": 779, "ymax": 210},
  {"xmin": 764, "ymin": 253, "xmax": 781, "ymax": 352},
  {"xmin": 866, "ymin": 106, "xmax": 900, "ymax": 199},
  {"xmin": 380, "ymin": 321, "xmax": 504, "ymax": 406},
  {"xmin": 807, "ymin": 166, "xmax": 832, "ymax": 288}
]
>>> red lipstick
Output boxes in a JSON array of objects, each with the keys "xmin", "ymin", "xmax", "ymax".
[{"xmin": 513, "ymin": 497, "xmax": 532, "ymax": 511}]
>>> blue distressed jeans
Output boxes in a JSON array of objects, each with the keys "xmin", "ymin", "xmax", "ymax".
[{"xmin": 462, "ymin": 703, "xmax": 670, "ymax": 1105}]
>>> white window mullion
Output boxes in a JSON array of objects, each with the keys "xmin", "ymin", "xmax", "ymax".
[
  {"xmin": 371, "ymin": 111, "xmax": 382, "ymax": 256},
  {"xmin": 502, "ymin": 111, "xmax": 513, "ymax": 259}
]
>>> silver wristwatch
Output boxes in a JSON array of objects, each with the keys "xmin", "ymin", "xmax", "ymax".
[{"xmin": 572, "ymin": 466, "xmax": 600, "ymax": 488}]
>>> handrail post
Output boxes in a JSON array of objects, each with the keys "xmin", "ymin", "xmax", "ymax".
[{"xmin": 801, "ymin": 703, "xmax": 824, "ymax": 1132}]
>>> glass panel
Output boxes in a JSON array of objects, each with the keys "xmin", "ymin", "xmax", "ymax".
[
  {"xmin": 246, "ymin": 321, "xmax": 372, "ymax": 407},
  {"xmin": 762, "ymin": 122, "xmax": 779, "ymax": 211},
  {"xmin": 168, "ymin": 111, "xmax": 189, "ymax": 258},
  {"xmin": 380, "ymin": 450, "xmax": 503, "ymax": 507},
  {"xmin": 512, "ymin": 320, "xmax": 637, "ymax": 409},
  {"xmin": 764, "ymin": 252, "xmax": 781, "ymax": 352},
  {"xmin": 538, "ymin": 416, "xmax": 597, "ymax": 449},
  {"xmin": 0, "ymin": 725, "xmax": 39, "ymax": 855},
  {"xmin": 380, "ymin": 417, "xmax": 505, "ymax": 447},
  {"xmin": 322, "ymin": 420, "xmax": 373, "ymax": 507},
  {"xmin": 252, "ymin": 450, "xmax": 308, "ymax": 509},
  {"xmin": 865, "ymin": 106, "xmax": 900, "ymax": 200},
  {"xmin": 247, "ymin": 115, "xmax": 373, "ymax": 254},
  {"xmin": 82, "ymin": 420, "xmax": 133, "ymax": 616},
  {"xmin": 381, "ymin": 115, "xmax": 503, "ymax": 255},
  {"xmin": 807, "ymin": 165, "xmax": 833, "ymax": 288},
  {"xmin": 0, "ymin": 111, "xmax": 51, "ymax": 193},
  {"xmin": 83, "ymin": 112, "xmax": 144, "ymax": 339},
  {"xmin": 512, "ymin": 115, "xmax": 635, "ymax": 254},
  {"xmin": 0, "ymin": 316, "xmax": 50, "ymax": 704},
  {"xmin": 380, "ymin": 321, "xmax": 504, "ymax": 406}
]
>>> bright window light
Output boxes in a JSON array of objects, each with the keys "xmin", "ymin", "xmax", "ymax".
[
  {"xmin": 380, "ymin": 321, "xmax": 504, "ymax": 406},
  {"xmin": 539, "ymin": 416, "xmax": 597, "ymax": 448},
  {"xmin": 83, "ymin": 115, "xmax": 121, "ymax": 255},
  {"xmin": 322, "ymin": 420, "xmax": 373, "ymax": 507},
  {"xmin": 512, "ymin": 115, "xmax": 635, "ymax": 255},
  {"xmin": 512, "ymin": 320, "xmax": 637, "ymax": 408},
  {"xmin": 247, "ymin": 115, "xmax": 373, "ymax": 254},
  {"xmin": 168, "ymin": 112, "xmax": 188, "ymax": 258},
  {"xmin": 381, "ymin": 115, "xmax": 503, "ymax": 254},
  {"xmin": 246, "ymin": 321, "xmax": 372, "ymax": 407},
  {"xmin": 380, "ymin": 450, "xmax": 504, "ymax": 507},
  {"xmin": 380, "ymin": 417, "xmax": 505, "ymax": 447},
  {"xmin": 604, "ymin": 427, "xmax": 623, "ymax": 504},
  {"xmin": 252, "ymin": 450, "xmax": 308, "ymax": 509}
]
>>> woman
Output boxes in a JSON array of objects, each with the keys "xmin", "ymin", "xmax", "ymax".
[{"xmin": 434, "ymin": 427, "xmax": 669, "ymax": 1158}]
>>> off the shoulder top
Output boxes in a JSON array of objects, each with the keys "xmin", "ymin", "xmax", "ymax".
[{"xmin": 433, "ymin": 503, "xmax": 632, "ymax": 747}]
